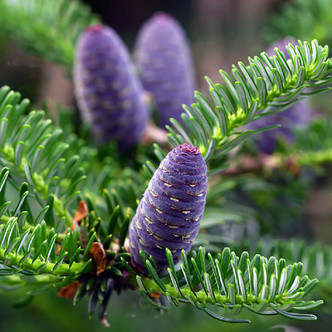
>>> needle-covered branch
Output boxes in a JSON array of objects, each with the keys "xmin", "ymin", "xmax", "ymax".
[
  {"xmin": 0, "ymin": 0, "xmax": 99, "ymax": 69},
  {"xmin": 163, "ymin": 40, "xmax": 332, "ymax": 175},
  {"xmin": 128, "ymin": 247, "xmax": 322, "ymax": 323}
]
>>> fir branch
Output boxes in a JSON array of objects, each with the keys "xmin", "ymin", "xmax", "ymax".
[
  {"xmin": 0, "ymin": 86, "xmax": 138, "ymax": 228},
  {"xmin": 0, "ymin": 274, "xmax": 58, "ymax": 288},
  {"xmin": 0, "ymin": 87, "xmax": 78, "ymax": 225},
  {"xmin": 163, "ymin": 40, "xmax": 332, "ymax": 175},
  {"xmin": 0, "ymin": 165, "xmax": 72, "ymax": 245},
  {"xmin": 127, "ymin": 247, "xmax": 322, "ymax": 323},
  {"xmin": 0, "ymin": 216, "xmax": 93, "ymax": 279},
  {"xmin": 0, "ymin": 85, "xmax": 143, "ymax": 253},
  {"xmin": 246, "ymin": 239, "xmax": 332, "ymax": 297},
  {"xmin": 0, "ymin": 246, "xmax": 90, "ymax": 277},
  {"xmin": 0, "ymin": 0, "xmax": 100, "ymax": 69},
  {"xmin": 0, "ymin": 21, "xmax": 329, "ymax": 325},
  {"xmin": 220, "ymin": 149, "xmax": 332, "ymax": 177},
  {"xmin": 0, "ymin": 165, "xmax": 94, "ymax": 283}
]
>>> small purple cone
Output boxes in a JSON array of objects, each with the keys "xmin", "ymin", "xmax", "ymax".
[
  {"xmin": 248, "ymin": 38, "xmax": 312, "ymax": 154},
  {"xmin": 129, "ymin": 144, "xmax": 207, "ymax": 273},
  {"xmin": 134, "ymin": 12, "xmax": 196, "ymax": 128},
  {"xmin": 74, "ymin": 24, "xmax": 149, "ymax": 150}
]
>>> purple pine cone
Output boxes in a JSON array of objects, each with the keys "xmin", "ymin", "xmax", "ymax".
[
  {"xmin": 74, "ymin": 24, "xmax": 149, "ymax": 150},
  {"xmin": 248, "ymin": 38, "xmax": 312, "ymax": 154},
  {"xmin": 134, "ymin": 12, "xmax": 196, "ymax": 128},
  {"xmin": 129, "ymin": 143, "xmax": 207, "ymax": 273}
]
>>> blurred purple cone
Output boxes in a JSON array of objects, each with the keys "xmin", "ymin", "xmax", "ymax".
[
  {"xmin": 129, "ymin": 143, "xmax": 207, "ymax": 273},
  {"xmin": 74, "ymin": 24, "xmax": 149, "ymax": 150},
  {"xmin": 134, "ymin": 12, "xmax": 196, "ymax": 128},
  {"xmin": 248, "ymin": 37, "xmax": 312, "ymax": 154}
]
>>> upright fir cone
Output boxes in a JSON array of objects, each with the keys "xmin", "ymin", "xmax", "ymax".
[
  {"xmin": 248, "ymin": 37, "xmax": 312, "ymax": 154},
  {"xmin": 129, "ymin": 144, "xmax": 207, "ymax": 273},
  {"xmin": 74, "ymin": 24, "xmax": 149, "ymax": 150},
  {"xmin": 134, "ymin": 12, "xmax": 196, "ymax": 128}
]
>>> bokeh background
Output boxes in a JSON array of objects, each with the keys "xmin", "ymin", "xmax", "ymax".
[{"xmin": 0, "ymin": 0, "xmax": 332, "ymax": 331}]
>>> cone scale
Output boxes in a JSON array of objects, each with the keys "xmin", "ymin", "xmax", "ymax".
[{"xmin": 129, "ymin": 144, "xmax": 207, "ymax": 273}]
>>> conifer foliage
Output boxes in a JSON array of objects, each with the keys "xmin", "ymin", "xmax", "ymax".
[
  {"xmin": 0, "ymin": 0, "xmax": 332, "ymax": 327},
  {"xmin": 247, "ymin": 38, "xmax": 313, "ymax": 154}
]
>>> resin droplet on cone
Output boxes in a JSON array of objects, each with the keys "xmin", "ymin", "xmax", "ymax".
[
  {"xmin": 129, "ymin": 144, "xmax": 207, "ymax": 273},
  {"xmin": 74, "ymin": 24, "xmax": 149, "ymax": 150},
  {"xmin": 248, "ymin": 37, "xmax": 312, "ymax": 154},
  {"xmin": 134, "ymin": 12, "xmax": 196, "ymax": 127}
]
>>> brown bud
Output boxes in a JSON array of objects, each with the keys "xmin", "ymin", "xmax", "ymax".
[
  {"xmin": 57, "ymin": 281, "xmax": 81, "ymax": 299},
  {"xmin": 89, "ymin": 242, "xmax": 106, "ymax": 276},
  {"xmin": 73, "ymin": 200, "xmax": 88, "ymax": 226}
]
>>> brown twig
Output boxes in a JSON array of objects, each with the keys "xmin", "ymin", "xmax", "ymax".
[
  {"xmin": 222, "ymin": 154, "xmax": 301, "ymax": 177},
  {"xmin": 141, "ymin": 122, "xmax": 169, "ymax": 146}
]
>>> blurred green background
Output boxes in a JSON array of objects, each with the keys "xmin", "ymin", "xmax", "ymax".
[{"xmin": 1, "ymin": 289, "xmax": 332, "ymax": 332}]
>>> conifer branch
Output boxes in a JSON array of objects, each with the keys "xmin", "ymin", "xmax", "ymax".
[
  {"xmin": 244, "ymin": 239, "xmax": 332, "ymax": 296},
  {"xmin": 0, "ymin": 216, "xmax": 93, "ymax": 279},
  {"xmin": 162, "ymin": 40, "xmax": 332, "ymax": 175},
  {"xmin": 0, "ymin": 22, "xmax": 329, "ymax": 325},
  {"xmin": 0, "ymin": 246, "xmax": 90, "ymax": 277},
  {"xmin": 0, "ymin": 0, "xmax": 100, "ymax": 69},
  {"xmin": 128, "ymin": 247, "xmax": 322, "ymax": 322},
  {"xmin": 222, "ymin": 149, "xmax": 332, "ymax": 177}
]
